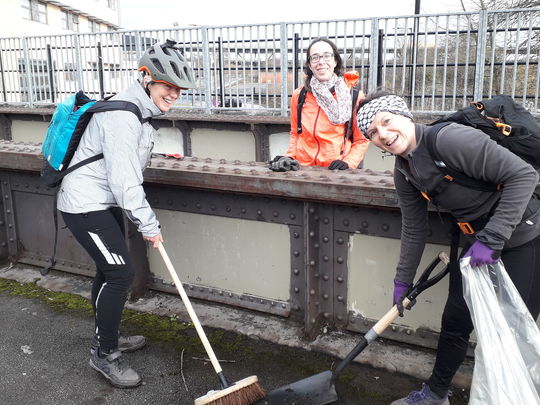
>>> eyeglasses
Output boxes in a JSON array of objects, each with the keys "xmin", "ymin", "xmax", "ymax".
[{"xmin": 309, "ymin": 52, "xmax": 334, "ymax": 64}]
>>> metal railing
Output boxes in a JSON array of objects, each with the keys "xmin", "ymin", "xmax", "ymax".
[{"xmin": 1, "ymin": 8, "xmax": 540, "ymax": 115}]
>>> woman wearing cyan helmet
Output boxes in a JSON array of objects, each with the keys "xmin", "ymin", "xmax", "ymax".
[
  {"xmin": 57, "ymin": 40, "xmax": 196, "ymax": 388},
  {"xmin": 357, "ymin": 92, "xmax": 540, "ymax": 404}
]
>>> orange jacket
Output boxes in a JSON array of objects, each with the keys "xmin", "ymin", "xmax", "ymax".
[{"xmin": 286, "ymin": 87, "xmax": 370, "ymax": 168}]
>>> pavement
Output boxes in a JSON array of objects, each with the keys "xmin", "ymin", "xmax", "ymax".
[{"xmin": 0, "ymin": 264, "xmax": 471, "ymax": 405}]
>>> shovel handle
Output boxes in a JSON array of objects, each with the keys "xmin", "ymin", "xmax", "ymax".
[
  {"xmin": 373, "ymin": 251, "xmax": 450, "ymax": 335},
  {"xmin": 157, "ymin": 243, "xmax": 223, "ymax": 375}
]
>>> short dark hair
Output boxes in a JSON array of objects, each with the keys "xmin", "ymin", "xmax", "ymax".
[{"xmin": 304, "ymin": 38, "xmax": 344, "ymax": 90}]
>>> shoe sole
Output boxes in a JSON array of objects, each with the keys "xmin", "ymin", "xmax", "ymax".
[
  {"xmin": 90, "ymin": 338, "xmax": 147, "ymax": 355},
  {"xmin": 88, "ymin": 358, "xmax": 142, "ymax": 388}
]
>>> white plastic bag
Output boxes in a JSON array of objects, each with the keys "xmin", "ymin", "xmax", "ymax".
[{"xmin": 460, "ymin": 257, "xmax": 540, "ymax": 405}]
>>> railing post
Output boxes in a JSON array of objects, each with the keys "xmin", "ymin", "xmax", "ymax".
[
  {"xmin": 21, "ymin": 38, "xmax": 34, "ymax": 107},
  {"xmin": 473, "ymin": 10, "xmax": 488, "ymax": 101},
  {"xmin": 201, "ymin": 26, "xmax": 213, "ymax": 113},
  {"xmin": 0, "ymin": 47, "xmax": 6, "ymax": 103},
  {"xmin": 134, "ymin": 30, "xmax": 143, "ymax": 61},
  {"xmin": 73, "ymin": 35, "xmax": 84, "ymax": 92},
  {"xmin": 279, "ymin": 23, "xmax": 289, "ymax": 116},
  {"xmin": 217, "ymin": 37, "xmax": 225, "ymax": 108},
  {"xmin": 97, "ymin": 42, "xmax": 104, "ymax": 99},
  {"xmin": 293, "ymin": 33, "xmax": 300, "ymax": 90},
  {"xmin": 46, "ymin": 44, "xmax": 55, "ymax": 103},
  {"xmin": 368, "ymin": 18, "xmax": 380, "ymax": 92}
]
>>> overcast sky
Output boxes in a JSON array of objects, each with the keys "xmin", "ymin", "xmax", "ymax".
[{"xmin": 118, "ymin": 0, "xmax": 481, "ymax": 30}]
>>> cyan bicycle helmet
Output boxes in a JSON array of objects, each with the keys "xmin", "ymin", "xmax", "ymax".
[{"xmin": 138, "ymin": 40, "xmax": 196, "ymax": 89}]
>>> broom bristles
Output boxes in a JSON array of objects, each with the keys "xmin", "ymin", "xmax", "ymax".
[{"xmin": 195, "ymin": 375, "xmax": 265, "ymax": 405}]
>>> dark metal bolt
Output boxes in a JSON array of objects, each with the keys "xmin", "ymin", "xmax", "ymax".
[
  {"xmin": 337, "ymin": 276, "xmax": 344, "ymax": 283},
  {"xmin": 382, "ymin": 224, "xmax": 390, "ymax": 231},
  {"xmin": 323, "ymin": 294, "xmax": 329, "ymax": 300},
  {"xmin": 323, "ymin": 255, "xmax": 329, "ymax": 262},
  {"xmin": 343, "ymin": 219, "xmax": 350, "ymax": 226},
  {"xmin": 289, "ymin": 214, "xmax": 296, "ymax": 220},
  {"xmin": 323, "ymin": 312, "xmax": 329, "ymax": 318},
  {"xmin": 309, "ymin": 231, "xmax": 315, "ymax": 238},
  {"xmin": 336, "ymin": 257, "xmax": 344, "ymax": 264},
  {"xmin": 272, "ymin": 211, "xmax": 278, "ymax": 217},
  {"xmin": 293, "ymin": 250, "xmax": 299, "ymax": 257},
  {"xmin": 336, "ymin": 237, "xmax": 344, "ymax": 244},
  {"xmin": 293, "ymin": 268, "xmax": 300, "ymax": 275},
  {"xmin": 309, "ymin": 289, "xmax": 315, "ymax": 296},
  {"xmin": 294, "ymin": 287, "xmax": 300, "ymax": 293},
  {"xmin": 257, "ymin": 209, "xmax": 262, "ymax": 215},
  {"xmin": 323, "ymin": 217, "xmax": 329, "ymax": 224},
  {"xmin": 337, "ymin": 295, "xmax": 344, "ymax": 302},
  {"xmin": 322, "ymin": 236, "xmax": 329, "ymax": 243},
  {"xmin": 322, "ymin": 274, "xmax": 329, "ymax": 281},
  {"xmin": 293, "ymin": 232, "xmax": 299, "ymax": 239}
]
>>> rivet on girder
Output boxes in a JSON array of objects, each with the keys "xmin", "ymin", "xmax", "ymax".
[
  {"xmin": 225, "ymin": 206, "xmax": 231, "ymax": 212},
  {"xmin": 337, "ymin": 315, "xmax": 343, "ymax": 321},
  {"xmin": 336, "ymin": 237, "xmax": 344, "ymax": 244},
  {"xmin": 293, "ymin": 250, "xmax": 299, "ymax": 257},
  {"xmin": 293, "ymin": 232, "xmax": 299, "ymax": 238},
  {"xmin": 323, "ymin": 274, "xmax": 329, "ymax": 281},
  {"xmin": 309, "ymin": 231, "xmax": 315, "ymax": 238},
  {"xmin": 361, "ymin": 221, "xmax": 368, "ymax": 228},
  {"xmin": 309, "ymin": 260, "xmax": 315, "ymax": 266},
  {"xmin": 205, "ymin": 158, "xmax": 212, "ymax": 163},
  {"xmin": 187, "ymin": 164, "xmax": 195, "ymax": 170},
  {"xmin": 219, "ymin": 159, "xmax": 226, "ymax": 164},
  {"xmin": 382, "ymin": 224, "xmax": 390, "ymax": 231},
  {"xmin": 323, "ymin": 294, "xmax": 329, "ymax": 300},
  {"xmin": 323, "ymin": 255, "xmax": 329, "ymax": 262},
  {"xmin": 202, "ymin": 165, "xmax": 210, "ymax": 171},
  {"xmin": 337, "ymin": 295, "xmax": 344, "ymax": 302},
  {"xmin": 323, "ymin": 312, "xmax": 330, "ymax": 318},
  {"xmin": 233, "ymin": 168, "xmax": 242, "ymax": 174},
  {"xmin": 322, "ymin": 236, "xmax": 329, "ymax": 243},
  {"xmin": 210, "ymin": 204, "xmax": 216, "ymax": 211},
  {"xmin": 250, "ymin": 170, "xmax": 258, "ymax": 175},
  {"xmin": 336, "ymin": 276, "xmax": 344, "ymax": 283},
  {"xmin": 314, "ymin": 243, "xmax": 320, "ymax": 249},
  {"xmin": 294, "ymin": 287, "xmax": 300, "ymax": 293},
  {"xmin": 309, "ymin": 290, "xmax": 315, "ymax": 296},
  {"xmin": 293, "ymin": 269, "xmax": 300, "ymax": 275},
  {"xmin": 241, "ymin": 208, "xmax": 246, "ymax": 214},
  {"xmin": 234, "ymin": 160, "xmax": 241, "ymax": 165},
  {"xmin": 323, "ymin": 217, "xmax": 329, "ymax": 224},
  {"xmin": 336, "ymin": 257, "xmax": 344, "ymax": 264},
  {"xmin": 157, "ymin": 162, "xmax": 165, "ymax": 167},
  {"xmin": 314, "ymin": 272, "xmax": 320, "ymax": 278},
  {"xmin": 309, "ymin": 207, "xmax": 315, "ymax": 214},
  {"xmin": 343, "ymin": 220, "xmax": 350, "ymax": 226},
  {"xmin": 290, "ymin": 214, "xmax": 296, "ymax": 220}
]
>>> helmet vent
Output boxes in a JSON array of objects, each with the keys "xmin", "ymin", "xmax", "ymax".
[
  {"xmin": 151, "ymin": 58, "xmax": 165, "ymax": 74},
  {"xmin": 170, "ymin": 62, "xmax": 181, "ymax": 79},
  {"xmin": 162, "ymin": 47, "xmax": 171, "ymax": 56}
]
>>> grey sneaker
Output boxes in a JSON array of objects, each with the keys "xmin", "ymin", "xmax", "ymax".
[
  {"xmin": 89, "ymin": 350, "xmax": 142, "ymax": 388},
  {"xmin": 390, "ymin": 384, "xmax": 450, "ymax": 405},
  {"xmin": 90, "ymin": 335, "xmax": 146, "ymax": 355}
]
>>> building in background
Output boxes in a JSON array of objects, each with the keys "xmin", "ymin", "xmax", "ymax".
[{"xmin": 0, "ymin": 0, "xmax": 121, "ymax": 37}]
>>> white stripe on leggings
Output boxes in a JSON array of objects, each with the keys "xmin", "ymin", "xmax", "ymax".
[{"xmin": 88, "ymin": 232, "xmax": 117, "ymax": 265}]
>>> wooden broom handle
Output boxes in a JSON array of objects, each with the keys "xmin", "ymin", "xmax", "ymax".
[{"xmin": 158, "ymin": 243, "xmax": 223, "ymax": 374}]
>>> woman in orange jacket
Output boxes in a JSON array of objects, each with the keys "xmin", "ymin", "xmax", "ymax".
[{"xmin": 270, "ymin": 38, "xmax": 369, "ymax": 172}]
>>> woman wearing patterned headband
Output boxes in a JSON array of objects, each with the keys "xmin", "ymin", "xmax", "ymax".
[
  {"xmin": 357, "ymin": 91, "xmax": 540, "ymax": 405},
  {"xmin": 269, "ymin": 38, "xmax": 369, "ymax": 172}
]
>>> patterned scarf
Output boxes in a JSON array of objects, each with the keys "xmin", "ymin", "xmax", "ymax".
[{"xmin": 310, "ymin": 74, "xmax": 352, "ymax": 124}]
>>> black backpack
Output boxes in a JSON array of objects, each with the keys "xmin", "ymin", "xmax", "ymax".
[
  {"xmin": 296, "ymin": 86, "xmax": 362, "ymax": 144},
  {"xmin": 425, "ymin": 95, "xmax": 540, "ymax": 196}
]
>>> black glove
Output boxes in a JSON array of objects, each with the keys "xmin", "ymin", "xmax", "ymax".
[
  {"xmin": 328, "ymin": 160, "xmax": 349, "ymax": 170},
  {"xmin": 269, "ymin": 156, "xmax": 300, "ymax": 172}
]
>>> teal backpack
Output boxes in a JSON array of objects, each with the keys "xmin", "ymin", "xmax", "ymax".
[{"xmin": 41, "ymin": 90, "xmax": 147, "ymax": 187}]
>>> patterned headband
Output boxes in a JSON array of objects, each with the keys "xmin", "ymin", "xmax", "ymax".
[{"xmin": 356, "ymin": 95, "xmax": 413, "ymax": 137}]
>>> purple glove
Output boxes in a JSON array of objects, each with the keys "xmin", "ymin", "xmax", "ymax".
[
  {"xmin": 393, "ymin": 280, "xmax": 411, "ymax": 317},
  {"xmin": 464, "ymin": 240, "xmax": 500, "ymax": 267}
]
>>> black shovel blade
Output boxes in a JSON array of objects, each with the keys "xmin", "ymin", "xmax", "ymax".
[{"xmin": 260, "ymin": 370, "xmax": 337, "ymax": 405}]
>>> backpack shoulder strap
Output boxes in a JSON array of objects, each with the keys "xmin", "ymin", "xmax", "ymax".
[
  {"xmin": 296, "ymin": 87, "xmax": 308, "ymax": 134},
  {"xmin": 425, "ymin": 122, "xmax": 498, "ymax": 194},
  {"xmin": 344, "ymin": 88, "xmax": 361, "ymax": 142},
  {"xmin": 87, "ymin": 100, "xmax": 149, "ymax": 123}
]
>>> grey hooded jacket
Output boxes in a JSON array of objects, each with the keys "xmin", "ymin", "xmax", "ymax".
[{"xmin": 57, "ymin": 81, "xmax": 162, "ymax": 237}]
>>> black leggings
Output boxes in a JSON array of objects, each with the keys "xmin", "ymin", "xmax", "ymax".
[
  {"xmin": 427, "ymin": 234, "xmax": 540, "ymax": 397},
  {"xmin": 62, "ymin": 208, "xmax": 134, "ymax": 353}
]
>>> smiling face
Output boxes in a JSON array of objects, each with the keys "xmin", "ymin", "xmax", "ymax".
[
  {"xmin": 308, "ymin": 41, "xmax": 337, "ymax": 82},
  {"xmin": 367, "ymin": 111, "xmax": 417, "ymax": 157},
  {"xmin": 148, "ymin": 82, "xmax": 181, "ymax": 112}
]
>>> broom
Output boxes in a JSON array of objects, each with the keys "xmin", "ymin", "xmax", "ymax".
[{"xmin": 157, "ymin": 243, "xmax": 265, "ymax": 405}]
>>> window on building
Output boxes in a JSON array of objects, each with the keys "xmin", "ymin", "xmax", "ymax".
[
  {"xmin": 22, "ymin": 0, "xmax": 47, "ymax": 24},
  {"xmin": 61, "ymin": 10, "xmax": 81, "ymax": 31},
  {"xmin": 61, "ymin": 10, "xmax": 69, "ymax": 29},
  {"xmin": 108, "ymin": 0, "xmax": 116, "ymax": 10},
  {"xmin": 89, "ymin": 20, "xmax": 100, "ymax": 32},
  {"xmin": 18, "ymin": 58, "xmax": 52, "ymax": 102},
  {"xmin": 72, "ymin": 14, "xmax": 79, "ymax": 31},
  {"xmin": 64, "ymin": 63, "xmax": 77, "ymax": 81}
]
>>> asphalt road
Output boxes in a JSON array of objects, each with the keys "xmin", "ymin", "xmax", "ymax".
[{"xmin": 0, "ymin": 278, "xmax": 470, "ymax": 405}]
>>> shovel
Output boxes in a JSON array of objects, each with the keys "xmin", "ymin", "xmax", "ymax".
[{"xmin": 261, "ymin": 252, "xmax": 451, "ymax": 405}]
